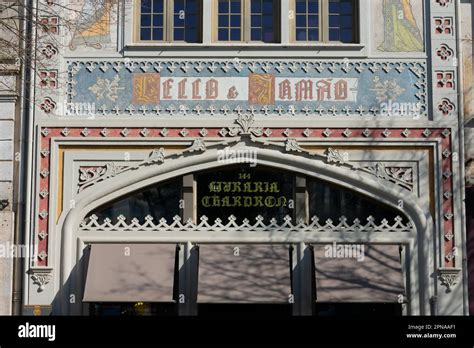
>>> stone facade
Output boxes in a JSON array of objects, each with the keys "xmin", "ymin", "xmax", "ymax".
[{"xmin": 0, "ymin": 0, "xmax": 470, "ymax": 315}]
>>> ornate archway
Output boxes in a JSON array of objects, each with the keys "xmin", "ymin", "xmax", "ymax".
[{"xmin": 56, "ymin": 133, "xmax": 434, "ymax": 315}]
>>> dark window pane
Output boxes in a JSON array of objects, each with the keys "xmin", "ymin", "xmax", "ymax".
[
  {"xmin": 219, "ymin": 14, "xmax": 229, "ymax": 26},
  {"xmin": 152, "ymin": 15, "xmax": 163, "ymax": 26},
  {"xmin": 140, "ymin": 28, "xmax": 151, "ymax": 40},
  {"xmin": 218, "ymin": 28, "xmax": 229, "ymax": 40},
  {"xmin": 308, "ymin": 28, "xmax": 318, "ymax": 40},
  {"xmin": 141, "ymin": 14, "xmax": 151, "ymax": 26},
  {"xmin": 296, "ymin": 28, "xmax": 306, "ymax": 41},
  {"xmin": 230, "ymin": 28, "xmax": 241, "ymax": 40},
  {"xmin": 251, "ymin": 15, "xmax": 262, "ymax": 27},
  {"xmin": 263, "ymin": 28, "xmax": 274, "ymax": 42},
  {"xmin": 186, "ymin": 14, "xmax": 197, "ymax": 27},
  {"xmin": 296, "ymin": 15, "xmax": 306, "ymax": 27},
  {"xmin": 187, "ymin": 0, "xmax": 199, "ymax": 13},
  {"xmin": 329, "ymin": 15, "xmax": 340, "ymax": 27},
  {"xmin": 340, "ymin": 29, "xmax": 353, "ymax": 42},
  {"xmin": 230, "ymin": 0, "xmax": 241, "ymax": 13},
  {"xmin": 186, "ymin": 29, "xmax": 198, "ymax": 42},
  {"xmin": 308, "ymin": 15, "xmax": 318, "ymax": 27},
  {"xmin": 175, "ymin": 14, "xmax": 185, "ymax": 26},
  {"xmin": 251, "ymin": 28, "xmax": 262, "ymax": 40},
  {"xmin": 175, "ymin": 0, "xmax": 184, "ymax": 12},
  {"xmin": 174, "ymin": 28, "xmax": 185, "ymax": 40},
  {"xmin": 262, "ymin": 0, "xmax": 273, "ymax": 13},
  {"xmin": 218, "ymin": 0, "xmax": 229, "ymax": 13},
  {"xmin": 308, "ymin": 178, "xmax": 406, "ymax": 225},
  {"xmin": 340, "ymin": 1, "xmax": 353, "ymax": 14},
  {"xmin": 152, "ymin": 28, "xmax": 163, "ymax": 40},
  {"xmin": 308, "ymin": 0, "xmax": 318, "ymax": 13},
  {"xmin": 152, "ymin": 0, "xmax": 163, "ymax": 12},
  {"xmin": 87, "ymin": 179, "xmax": 181, "ymax": 224},
  {"xmin": 262, "ymin": 15, "xmax": 273, "ymax": 27},
  {"xmin": 340, "ymin": 15, "xmax": 353, "ymax": 27},
  {"xmin": 329, "ymin": 29, "xmax": 339, "ymax": 41},
  {"xmin": 230, "ymin": 15, "xmax": 241, "ymax": 27},
  {"xmin": 251, "ymin": 0, "xmax": 261, "ymax": 13},
  {"xmin": 142, "ymin": 0, "xmax": 152, "ymax": 13},
  {"xmin": 329, "ymin": 2, "xmax": 340, "ymax": 13},
  {"xmin": 296, "ymin": 0, "xmax": 306, "ymax": 13}
]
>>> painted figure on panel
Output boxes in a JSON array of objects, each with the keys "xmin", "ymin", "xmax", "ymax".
[
  {"xmin": 69, "ymin": 0, "xmax": 112, "ymax": 50},
  {"xmin": 378, "ymin": 0, "xmax": 424, "ymax": 52}
]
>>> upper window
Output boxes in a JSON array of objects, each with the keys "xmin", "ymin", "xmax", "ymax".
[
  {"xmin": 292, "ymin": 0, "xmax": 357, "ymax": 43},
  {"xmin": 135, "ymin": 0, "xmax": 358, "ymax": 44},
  {"xmin": 138, "ymin": 0, "xmax": 202, "ymax": 42},
  {"xmin": 216, "ymin": 0, "xmax": 280, "ymax": 43}
]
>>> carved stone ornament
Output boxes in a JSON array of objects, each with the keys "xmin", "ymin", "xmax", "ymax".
[
  {"xmin": 75, "ymin": 119, "xmax": 420, "ymax": 194},
  {"xmin": 29, "ymin": 269, "xmax": 53, "ymax": 292},
  {"xmin": 325, "ymin": 148, "xmax": 347, "ymax": 164},
  {"xmin": 78, "ymin": 163, "xmax": 125, "ymax": 192},
  {"xmin": 438, "ymin": 268, "xmax": 461, "ymax": 293},
  {"xmin": 188, "ymin": 138, "xmax": 207, "ymax": 153},
  {"xmin": 81, "ymin": 214, "xmax": 414, "ymax": 234},
  {"xmin": 227, "ymin": 114, "xmax": 264, "ymax": 137}
]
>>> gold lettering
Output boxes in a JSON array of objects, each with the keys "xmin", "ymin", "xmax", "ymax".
[
  {"xmin": 209, "ymin": 182, "xmax": 221, "ymax": 193},
  {"xmin": 243, "ymin": 182, "xmax": 253, "ymax": 193},
  {"xmin": 265, "ymin": 196, "xmax": 277, "ymax": 208},
  {"xmin": 269, "ymin": 182, "xmax": 280, "ymax": 193},
  {"xmin": 243, "ymin": 196, "xmax": 253, "ymax": 207},
  {"xmin": 233, "ymin": 182, "xmax": 242, "ymax": 193},
  {"xmin": 223, "ymin": 182, "xmax": 232, "ymax": 193},
  {"xmin": 201, "ymin": 196, "xmax": 211, "ymax": 208},
  {"xmin": 254, "ymin": 196, "xmax": 264, "ymax": 207},
  {"xmin": 221, "ymin": 196, "xmax": 231, "ymax": 207},
  {"xmin": 233, "ymin": 196, "xmax": 242, "ymax": 207},
  {"xmin": 211, "ymin": 195, "xmax": 221, "ymax": 207},
  {"xmin": 277, "ymin": 196, "xmax": 287, "ymax": 207}
]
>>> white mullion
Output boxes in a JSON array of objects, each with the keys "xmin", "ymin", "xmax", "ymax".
[
  {"xmin": 202, "ymin": 0, "xmax": 213, "ymax": 43},
  {"xmin": 281, "ymin": 0, "xmax": 290, "ymax": 44},
  {"xmin": 166, "ymin": 0, "xmax": 173, "ymax": 42}
]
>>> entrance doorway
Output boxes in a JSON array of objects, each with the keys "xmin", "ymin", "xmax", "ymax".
[{"xmin": 81, "ymin": 165, "xmax": 409, "ymax": 316}]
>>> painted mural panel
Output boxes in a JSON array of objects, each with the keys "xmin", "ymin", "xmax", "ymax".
[
  {"xmin": 374, "ymin": 0, "xmax": 424, "ymax": 53},
  {"xmin": 67, "ymin": 0, "xmax": 116, "ymax": 51}
]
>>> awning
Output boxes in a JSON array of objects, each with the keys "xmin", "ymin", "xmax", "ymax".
[
  {"xmin": 83, "ymin": 244, "xmax": 177, "ymax": 303},
  {"xmin": 197, "ymin": 244, "xmax": 292, "ymax": 303},
  {"xmin": 313, "ymin": 244, "xmax": 405, "ymax": 303}
]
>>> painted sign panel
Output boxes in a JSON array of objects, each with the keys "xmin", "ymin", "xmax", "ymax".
[
  {"xmin": 197, "ymin": 167, "xmax": 294, "ymax": 223},
  {"xmin": 67, "ymin": 60, "xmax": 427, "ymax": 117}
]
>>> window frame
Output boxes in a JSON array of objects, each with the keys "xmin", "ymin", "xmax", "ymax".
[
  {"xmin": 213, "ymin": 0, "xmax": 281, "ymax": 43},
  {"xmin": 290, "ymin": 0, "xmax": 358, "ymax": 44},
  {"xmin": 127, "ymin": 0, "xmax": 367, "ymax": 51},
  {"xmin": 134, "ymin": 0, "xmax": 203, "ymax": 43}
]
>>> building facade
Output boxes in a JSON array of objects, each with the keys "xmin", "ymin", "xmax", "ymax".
[{"xmin": 1, "ymin": 0, "xmax": 472, "ymax": 316}]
